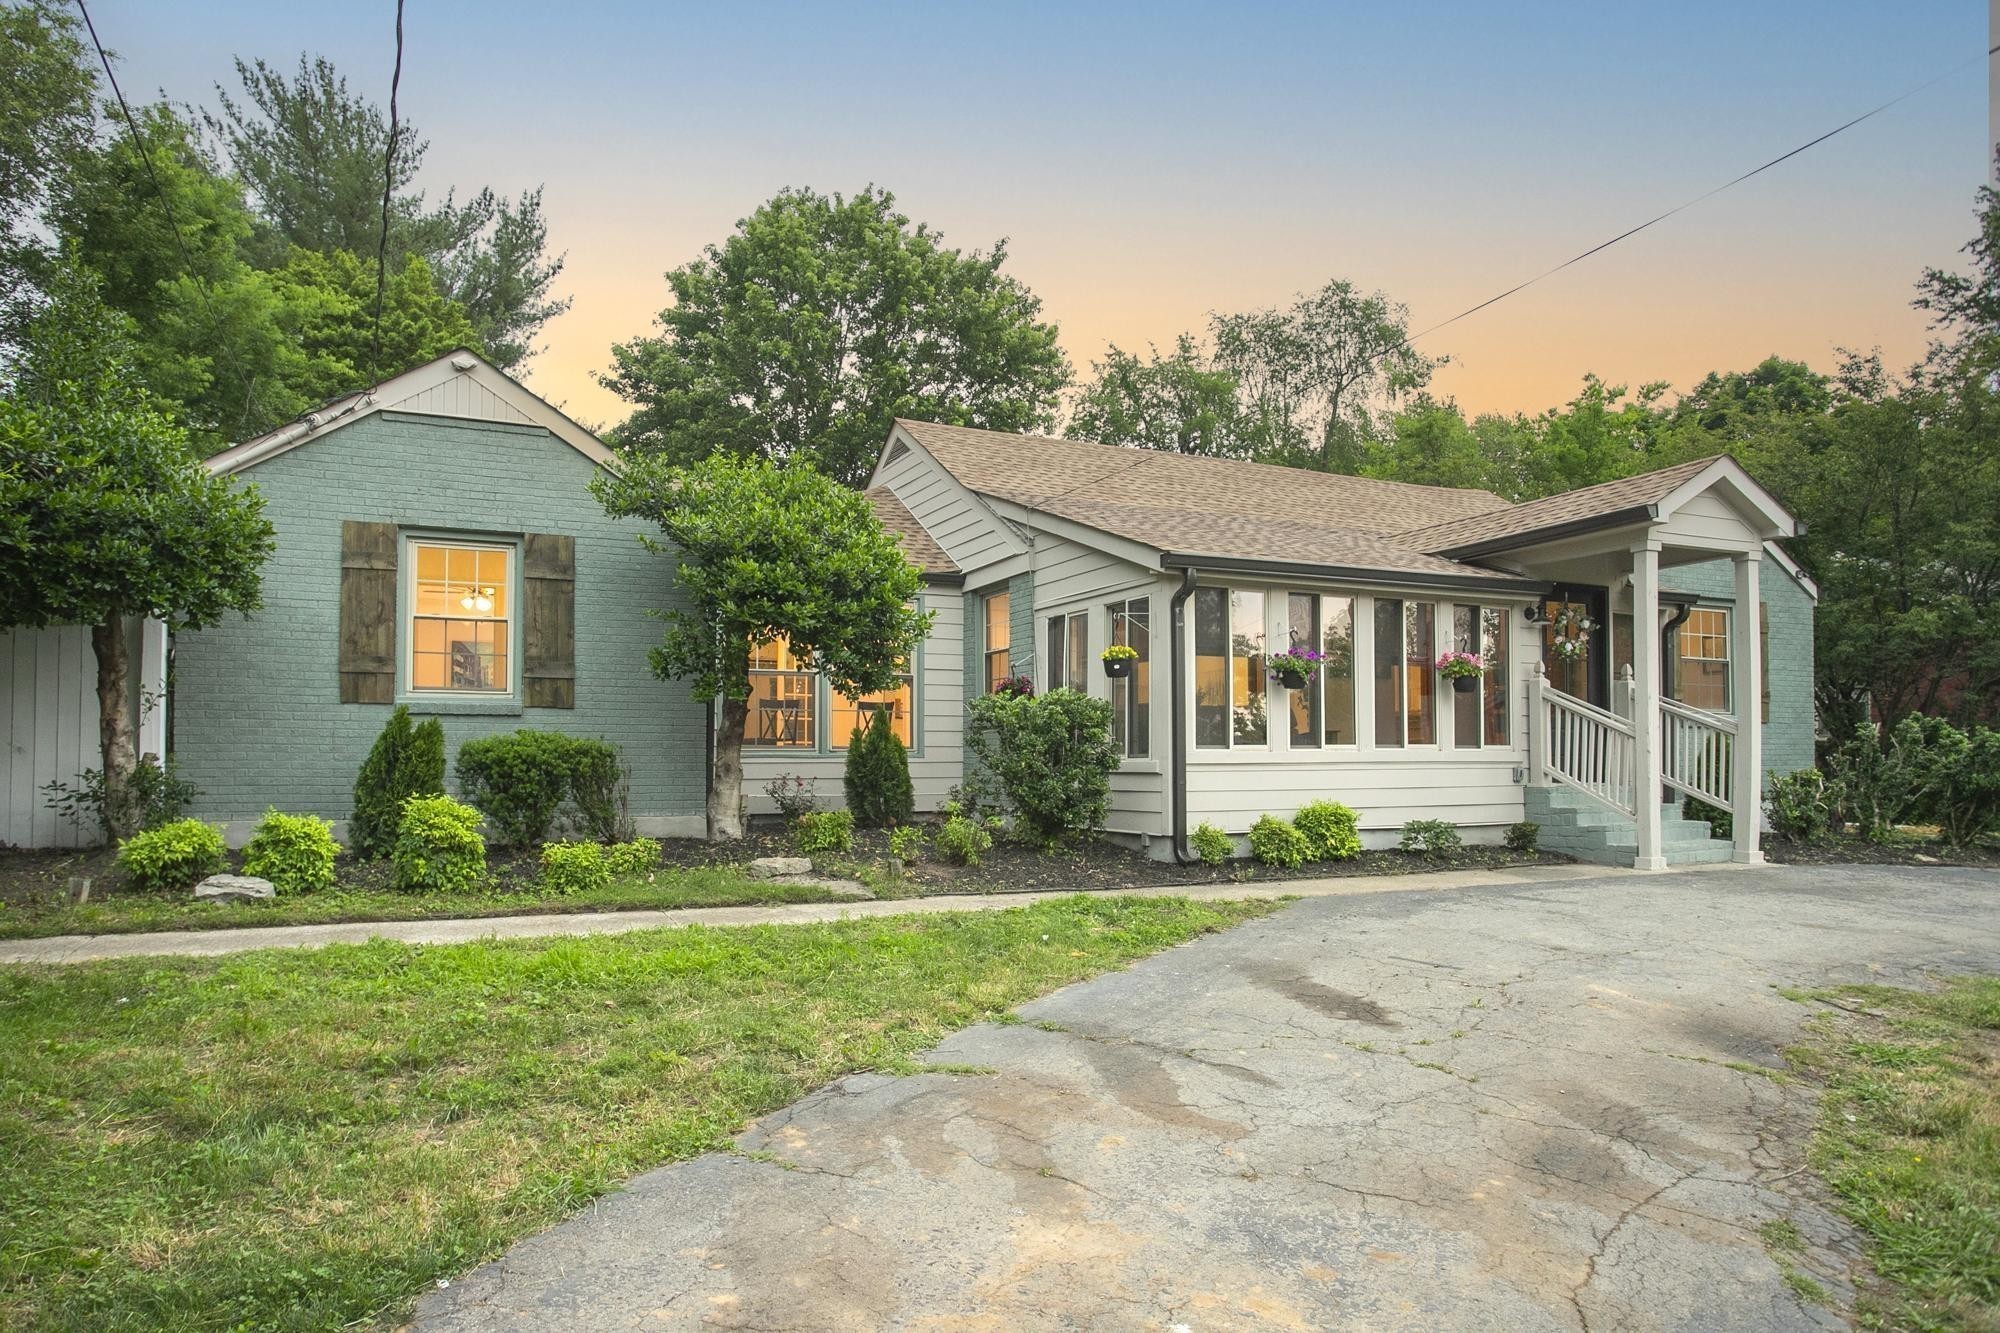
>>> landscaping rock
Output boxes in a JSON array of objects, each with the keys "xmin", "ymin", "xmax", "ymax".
[
  {"xmin": 747, "ymin": 856, "xmax": 812, "ymax": 880},
  {"xmin": 194, "ymin": 874, "xmax": 276, "ymax": 903}
]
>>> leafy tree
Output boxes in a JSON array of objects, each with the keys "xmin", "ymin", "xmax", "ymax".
[
  {"xmin": 1211, "ymin": 278, "xmax": 1441, "ymax": 470},
  {"xmin": 1066, "ymin": 334, "xmax": 1249, "ymax": 456},
  {"xmin": 592, "ymin": 452, "xmax": 932, "ymax": 837},
  {"xmin": 1362, "ymin": 394, "xmax": 1497, "ymax": 492},
  {"xmin": 269, "ymin": 248, "xmax": 481, "ymax": 399},
  {"xmin": 0, "ymin": 260, "xmax": 273, "ymax": 837},
  {"xmin": 0, "ymin": 1, "xmax": 95, "ymax": 306},
  {"xmin": 204, "ymin": 54, "xmax": 569, "ymax": 365},
  {"xmin": 604, "ymin": 185, "xmax": 1070, "ymax": 487}
]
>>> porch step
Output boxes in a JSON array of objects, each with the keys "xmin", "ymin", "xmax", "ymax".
[{"xmin": 1524, "ymin": 788, "xmax": 1736, "ymax": 869}]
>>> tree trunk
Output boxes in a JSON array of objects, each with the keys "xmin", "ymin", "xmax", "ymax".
[
  {"xmin": 92, "ymin": 617, "xmax": 139, "ymax": 841},
  {"xmin": 709, "ymin": 696, "xmax": 748, "ymax": 841}
]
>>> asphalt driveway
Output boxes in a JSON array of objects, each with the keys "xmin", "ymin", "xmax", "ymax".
[{"xmin": 413, "ymin": 863, "xmax": 2000, "ymax": 1331}]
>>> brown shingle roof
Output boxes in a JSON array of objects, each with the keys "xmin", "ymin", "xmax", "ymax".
[
  {"xmin": 1401, "ymin": 456, "xmax": 1721, "ymax": 555},
  {"xmin": 865, "ymin": 486, "xmax": 959, "ymax": 579}
]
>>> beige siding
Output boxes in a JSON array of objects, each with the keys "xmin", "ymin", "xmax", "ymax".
[
  {"xmin": 393, "ymin": 376, "xmax": 535, "ymax": 425},
  {"xmin": 1184, "ymin": 755, "xmax": 1526, "ymax": 834},
  {"xmin": 878, "ymin": 444, "xmax": 1020, "ymax": 574},
  {"xmin": 742, "ymin": 589, "xmax": 966, "ymax": 815},
  {"xmin": 1, "ymin": 625, "xmax": 102, "ymax": 849},
  {"xmin": 1661, "ymin": 492, "xmax": 1759, "ymax": 548}
]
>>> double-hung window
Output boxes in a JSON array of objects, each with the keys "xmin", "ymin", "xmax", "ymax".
[
  {"xmin": 1674, "ymin": 608, "xmax": 1730, "ymax": 712},
  {"xmin": 409, "ymin": 539, "xmax": 513, "ymax": 694},
  {"xmin": 983, "ymin": 592, "xmax": 1011, "ymax": 692},
  {"xmin": 1045, "ymin": 612, "xmax": 1088, "ymax": 692},
  {"xmin": 1451, "ymin": 605, "xmax": 1511, "ymax": 748},
  {"xmin": 1285, "ymin": 592, "xmax": 1357, "ymax": 749},
  {"xmin": 1193, "ymin": 587, "xmax": 1267, "ymax": 748},
  {"xmin": 1107, "ymin": 597, "xmax": 1150, "ymax": 758},
  {"xmin": 745, "ymin": 635, "xmax": 915, "ymax": 750},
  {"xmin": 1374, "ymin": 598, "xmax": 1436, "ymax": 747}
]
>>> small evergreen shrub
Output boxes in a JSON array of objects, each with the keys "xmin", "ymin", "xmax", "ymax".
[
  {"xmin": 763, "ymin": 773, "xmax": 820, "ymax": 822},
  {"xmin": 1399, "ymin": 819, "xmax": 1462, "ymax": 856},
  {"xmin": 350, "ymin": 706, "xmax": 445, "ymax": 859},
  {"xmin": 1765, "ymin": 769, "xmax": 1832, "ymax": 843},
  {"xmin": 116, "ymin": 818, "xmax": 226, "ymax": 892},
  {"xmin": 540, "ymin": 840, "xmax": 610, "ymax": 895},
  {"xmin": 241, "ymin": 809, "xmax": 338, "ymax": 894},
  {"xmin": 392, "ymin": 795, "xmax": 486, "ymax": 893},
  {"xmin": 1293, "ymin": 800, "xmax": 1362, "ymax": 861},
  {"xmin": 1247, "ymin": 815, "xmax": 1310, "ymax": 868},
  {"xmin": 1503, "ymin": 820, "xmax": 1540, "ymax": 852},
  {"xmin": 934, "ymin": 814, "xmax": 993, "ymax": 866},
  {"xmin": 844, "ymin": 707, "xmax": 916, "ymax": 828},
  {"xmin": 795, "ymin": 809, "xmax": 855, "ymax": 856},
  {"xmin": 965, "ymin": 688, "xmax": 1121, "ymax": 845},
  {"xmin": 888, "ymin": 824, "xmax": 925, "ymax": 866},
  {"xmin": 605, "ymin": 837, "xmax": 662, "ymax": 877},
  {"xmin": 563, "ymin": 739, "xmax": 627, "ymax": 842},
  {"xmin": 1189, "ymin": 821, "xmax": 1235, "ymax": 866}
]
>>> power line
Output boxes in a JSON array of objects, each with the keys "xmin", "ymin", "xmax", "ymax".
[{"xmin": 368, "ymin": 0, "xmax": 406, "ymax": 380}]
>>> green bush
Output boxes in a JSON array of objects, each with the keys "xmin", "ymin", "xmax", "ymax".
[
  {"xmin": 1399, "ymin": 819, "xmax": 1462, "ymax": 856},
  {"xmin": 844, "ymin": 707, "xmax": 915, "ymax": 828},
  {"xmin": 934, "ymin": 814, "xmax": 992, "ymax": 866},
  {"xmin": 965, "ymin": 688, "xmax": 1121, "ymax": 845},
  {"xmin": 888, "ymin": 824, "xmax": 925, "ymax": 866},
  {"xmin": 1503, "ymin": 820, "xmax": 1540, "ymax": 852},
  {"xmin": 1894, "ymin": 716, "xmax": 2000, "ymax": 847},
  {"xmin": 391, "ymin": 795, "xmax": 486, "ymax": 893},
  {"xmin": 240, "ymin": 809, "xmax": 338, "ymax": 894},
  {"xmin": 1247, "ymin": 815, "xmax": 1310, "ymax": 868},
  {"xmin": 1766, "ymin": 770, "xmax": 1832, "ymax": 844},
  {"xmin": 454, "ymin": 731, "xmax": 624, "ymax": 848},
  {"xmin": 540, "ymin": 840, "xmax": 611, "ymax": 895},
  {"xmin": 1189, "ymin": 821, "xmax": 1235, "ymax": 866},
  {"xmin": 350, "ymin": 707, "xmax": 445, "ymax": 859},
  {"xmin": 1823, "ymin": 718, "xmax": 1918, "ymax": 842},
  {"xmin": 1684, "ymin": 796, "xmax": 1733, "ymax": 842},
  {"xmin": 1293, "ymin": 800, "xmax": 1362, "ymax": 861},
  {"xmin": 795, "ymin": 809, "xmax": 854, "ymax": 856},
  {"xmin": 115, "ymin": 818, "xmax": 226, "ymax": 892},
  {"xmin": 42, "ymin": 756, "xmax": 201, "ymax": 840},
  {"xmin": 605, "ymin": 837, "xmax": 662, "ymax": 877}
]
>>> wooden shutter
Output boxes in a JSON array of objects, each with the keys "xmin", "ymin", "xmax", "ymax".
[
  {"xmin": 523, "ymin": 533, "xmax": 576, "ymax": 709},
  {"xmin": 338, "ymin": 520, "xmax": 398, "ymax": 704}
]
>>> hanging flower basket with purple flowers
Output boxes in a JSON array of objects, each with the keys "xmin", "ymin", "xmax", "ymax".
[
  {"xmin": 1266, "ymin": 648, "xmax": 1326, "ymax": 691},
  {"xmin": 1435, "ymin": 649, "xmax": 1487, "ymax": 693}
]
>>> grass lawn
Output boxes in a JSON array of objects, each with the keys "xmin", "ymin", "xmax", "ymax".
[
  {"xmin": 0, "ymin": 894, "xmax": 1271, "ymax": 1330},
  {"xmin": 0, "ymin": 863, "xmax": 852, "ymax": 940},
  {"xmin": 1783, "ymin": 977, "xmax": 2000, "ymax": 1330}
]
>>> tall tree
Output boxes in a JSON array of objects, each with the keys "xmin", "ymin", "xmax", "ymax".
[
  {"xmin": 1066, "ymin": 334, "xmax": 1248, "ymax": 456},
  {"xmin": 0, "ymin": 1, "xmax": 96, "ymax": 322},
  {"xmin": 592, "ymin": 452, "xmax": 931, "ymax": 838},
  {"xmin": 604, "ymin": 186, "xmax": 1071, "ymax": 487},
  {"xmin": 205, "ymin": 54, "xmax": 568, "ymax": 366},
  {"xmin": 0, "ymin": 260, "xmax": 273, "ymax": 836}
]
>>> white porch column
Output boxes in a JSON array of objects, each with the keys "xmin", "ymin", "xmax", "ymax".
[
  {"xmin": 1630, "ymin": 541, "xmax": 1666, "ymax": 869},
  {"xmin": 1732, "ymin": 551, "xmax": 1764, "ymax": 864},
  {"xmin": 138, "ymin": 616, "xmax": 169, "ymax": 762}
]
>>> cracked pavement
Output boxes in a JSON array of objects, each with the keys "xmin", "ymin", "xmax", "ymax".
[{"xmin": 410, "ymin": 863, "xmax": 2000, "ymax": 1331}]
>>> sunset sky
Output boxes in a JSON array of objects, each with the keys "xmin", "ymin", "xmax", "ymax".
[{"xmin": 97, "ymin": 1, "xmax": 1990, "ymax": 432}]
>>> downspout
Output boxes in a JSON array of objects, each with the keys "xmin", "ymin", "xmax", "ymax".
[
  {"xmin": 1661, "ymin": 597, "xmax": 1696, "ymax": 701},
  {"xmin": 1168, "ymin": 565, "xmax": 1200, "ymax": 864}
]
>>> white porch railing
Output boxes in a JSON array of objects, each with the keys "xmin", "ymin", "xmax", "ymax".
[
  {"xmin": 1659, "ymin": 698, "xmax": 1735, "ymax": 809},
  {"xmin": 1527, "ymin": 664, "xmax": 1637, "ymax": 816}
]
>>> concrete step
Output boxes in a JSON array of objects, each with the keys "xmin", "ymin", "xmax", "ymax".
[{"xmin": 1559, "ymin": 837, "xmax": 1736, "ymax": 868}]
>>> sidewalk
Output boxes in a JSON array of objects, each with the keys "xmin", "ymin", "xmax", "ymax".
[{"xmin": 0, "ymin": 862, "xmax": 1740, "ymax": 966}]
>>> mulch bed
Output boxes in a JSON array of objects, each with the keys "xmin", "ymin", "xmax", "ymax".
[
  {"xmin": 1763, "ymin": 836, "xmax": 2000, "ymax": 868},
  {"xmin": 658, "ymin": 824, "xmax": 1576, "ymax": 894}
]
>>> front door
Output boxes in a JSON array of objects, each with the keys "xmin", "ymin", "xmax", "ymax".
[{"xmin": 1541, "ymin": 586, "xmax": 1609, "ymax": 709}]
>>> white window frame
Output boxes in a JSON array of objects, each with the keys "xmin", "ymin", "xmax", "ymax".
[
  {"xmin": 1045, "ymin": 610, "xmax": 1088, "ymax": 693},
  {"xmin": 1674, "ymin": 605, "xmax": 1732, "ymax": 714},
  {"xmin": 1107, "ymin": 595, "xmax": 1151, "ymax": 760},
  {"xmin": 1372, "ymin": 596, "xmax": 1439, "ymax": 750},
  {"xmin": 400, "ymin": 533, "xmax": 522, "ymax": 701},
  {"xmin": 1192, "ymin": 585, "xmax": 1271, "ymax": 751},
  {"xmin": 741, "ymin": 603, "xmax": 926, "ymax": 755}
]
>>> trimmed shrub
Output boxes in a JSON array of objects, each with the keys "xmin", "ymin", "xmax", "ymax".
[
  {"xmin": 965, "ymin": 688, "xmax": 1120, "ymax": 845},
  {"xmin": 1399, "ymin": 819, "xmax": 1462, "ymax": 856},
  {"xmin": 1189, "ymin": 821, "xmax": 1235, "ymax": 866},
  {"xmin": 350, "ymin": 707, "xmax": 445, "ymax": 859},
  {"xmin": 392, "ymin": 795, "xmax": 486, "ymax": 893},
  {"xmin": 844, "ymin": 707, "xmax": 916, "ymax": 828},
  {"xmin": 795, "ymin": 809, "xmax": 855, "ymax": 856},
  {"xmin": 454, "ymin": 731, "xmax": 625, "ymax": 848},
  {"xmin": 1766, "ymin": 769, "xmax": 1832, "ymax": 844},
  {"xmin": 605, "ymin": 837, "xmax": 662, "ymax": 877},
  {"xmin": 241, "ymin": 809, "xmax": 338, "ymax": 894},
  {"xmin": 1293, "ymin": 800, "xmax": 1362, "ymax": 862},
  {"xmin": 1503, "ymin": 820, "xmax": 1540, "ymax": 852},
  {"xmin": 1247, "ymin": 815, "xmax": 1310, "ymax": 869},
  {"xmin": 888, "ymin": 825, "xmax": 925, "ymax": 866},
  {"xmin": 116, "ymin": 818, "xmax": 226, "ymax": 892},
  {"xmin": 540, "ymin": 840, "xmax": 610, "ymax": 895},
  {"xmin": 564, "ymin": 740, "xmax": 628, "ymax": 843},
  {"xmin": 934, "ymin": 814, "xmax": 993, "ymax": 866}
]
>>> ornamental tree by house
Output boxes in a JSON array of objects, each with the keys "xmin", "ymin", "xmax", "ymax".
[
  {"xmin": 593, "ymin": 451, "xmax": 932, "ymax": 839},
  {"xmin": 0, "ymin": 261, "xmax": 274, "ymax": 838}
]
